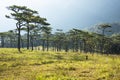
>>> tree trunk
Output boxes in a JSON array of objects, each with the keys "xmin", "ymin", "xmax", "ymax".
[
  {"xmin": 1, "ymin": 36, "xmax": 4, "ymax": 47},
  {"xmin": 65, "ymin": 42, "xmax": 69, "ymax": 52},
  {"xmin": 27, "ymin": 25, "xmax": 30, "ymax": 50},
  {"xmin": 46, "ymin": 36, "xmax": 49, "ymax": 51},
  {"xmin": 42, "ymin": 40, "xmax": 45, "ymax": 51},
  {"xmin": 30, "ymin": 36, "xmax": 34, "ymax": 51},
  {"xmin": 18, "ymin": 27, "xmax": 21, "ymax": 52},
  {"xmin": 10, "ymin": 37, "xmax": 12, "ymax": 48}
]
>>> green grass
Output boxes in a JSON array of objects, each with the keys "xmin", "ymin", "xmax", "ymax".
[{"xmin": 0, "ymin": 48, "xmax": 120, "ymax": 80}]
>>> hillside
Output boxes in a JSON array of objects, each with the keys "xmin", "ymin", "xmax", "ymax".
[
  {"xmin": 87, "ymin": 22, "xmax": 120, "ymax": 35},
  {"xmin": 0, "ymin": 48, "xmax": 120, "ymax": 80}
]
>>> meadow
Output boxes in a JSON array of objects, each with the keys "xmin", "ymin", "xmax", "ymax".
[{"xmin": 0, "ymin": 48, "xmax": 120, "ymax": 80}]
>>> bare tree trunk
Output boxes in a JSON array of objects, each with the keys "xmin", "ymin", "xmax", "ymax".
[
  {"xmin": 1, "ymin": 36, "xmax": 5, "ymax": 47},
  {"xmin": 46, "ymin": 37, "xmax": 49, "ymax": 51},
  {"xmin": 42, "ymin": 40, "xmax": 45, "ymax": 51},
  {"xmin": 27, "ymin": 24, "xmax": 30, "ymax": 50},
  {"xmin": 18, "ymin": 27, "xmax": 21, "ymax": 52}
]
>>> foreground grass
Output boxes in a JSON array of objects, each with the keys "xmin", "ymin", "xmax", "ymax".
[{"xmin": 0, "ymin": 48, "xmax": 120, "ymax": 80}]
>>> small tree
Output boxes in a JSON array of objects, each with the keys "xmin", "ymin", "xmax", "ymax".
[
  {"xmin": 41, "ymin": 26, "xmax": 51, "ymax": 51},
  {"xmin": 98, "ymin": 23, "xmax": 111, "ymax": 53},
  {"xmin": 0, "ymin": 32, "xmax": 6, "ymax": 47}
]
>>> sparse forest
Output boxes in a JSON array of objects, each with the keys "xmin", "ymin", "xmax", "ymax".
[
  {"xmin": 0, "ymin": 5, "xmax": 120, "ymax": 80},
  {"xmin": 0, "ymin": 5, "xmax": 120, "ymax": 54}
]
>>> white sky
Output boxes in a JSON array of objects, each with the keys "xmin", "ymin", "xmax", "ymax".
[{"xmin": 0, "ymin": 0, "xmax": 120, "ymax": 32}]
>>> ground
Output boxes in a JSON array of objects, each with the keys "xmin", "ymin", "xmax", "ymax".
[{"xmin": 0, "ymin": 48, "xmax": 120, "ymax": 80}]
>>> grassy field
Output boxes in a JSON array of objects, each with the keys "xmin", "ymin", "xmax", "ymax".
[{"xmin": 0, "ymin": 48, "xmax": 120, "ymax": 80}]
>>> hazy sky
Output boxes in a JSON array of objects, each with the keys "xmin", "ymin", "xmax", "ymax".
[{"xmin": 0, "ymin": 0, "xmax": 120, "ymax": 32}]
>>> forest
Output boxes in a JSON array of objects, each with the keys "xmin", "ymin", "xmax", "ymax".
[
  {"xmin": 0, "ymin": 5, "xmax": 120, "ymax": 54},
  {"xmin": 0, "ymin": 5, "xmax": 120, "ymax": 80}
]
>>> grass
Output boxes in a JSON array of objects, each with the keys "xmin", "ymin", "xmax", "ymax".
[{"xmin": 0, "ymin": 48, "xmax": 120, "ymax": 80}]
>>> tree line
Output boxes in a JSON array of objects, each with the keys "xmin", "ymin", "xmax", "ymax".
[{"xmin": 0, "ymin": 5, "xmax": 120, "ymax": 54}]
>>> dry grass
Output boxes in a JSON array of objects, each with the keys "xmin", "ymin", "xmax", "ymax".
[{"xmin": 0, "ymin": 48, "xmax": 120, "ymax": 80}]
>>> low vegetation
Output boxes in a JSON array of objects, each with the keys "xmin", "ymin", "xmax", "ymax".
[{"xmin": 0, "ymin": 48, "xmax": 120, "ymax": 80}]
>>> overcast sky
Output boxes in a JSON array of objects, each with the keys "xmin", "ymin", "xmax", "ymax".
[{"xmin": 0, "ymin": 0, "xmax": 120, "ymax": 32}]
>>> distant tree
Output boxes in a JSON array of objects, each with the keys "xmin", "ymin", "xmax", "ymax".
[
  {"xmin": 33, "ymin": 16, "xmax": 50, "ymax": 51},
  {"xmin": 109, "ymin": 34, "xmax": 120, "ymax": 54},
  {"xmin": 0, "ymin": 32, "xmax": 6, "ymax": 47},
  {"xmin": 68, "ymin": 29, "xmax": 88, "ymax": 52},
  {"xmin": 7, "ymin": 30, "xmax": 16, "ymax": 47},
  {"xmin": 63, "ymin": 33, "xmax": 70, "ymax": 52},
  {"xmin": 40, "ymin": 26, "xmax": 51, "ymax": 51},
  {"xmin": 52, "ymin": 29, "xmax": 65, "ymax": 51},
  {"xmin": 98, "ymin": 23, "xmax": 111, "ymax": 53},
  {"xmin": 68, "ymin": 29, "xmax": 76, "ymax": 52}
]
